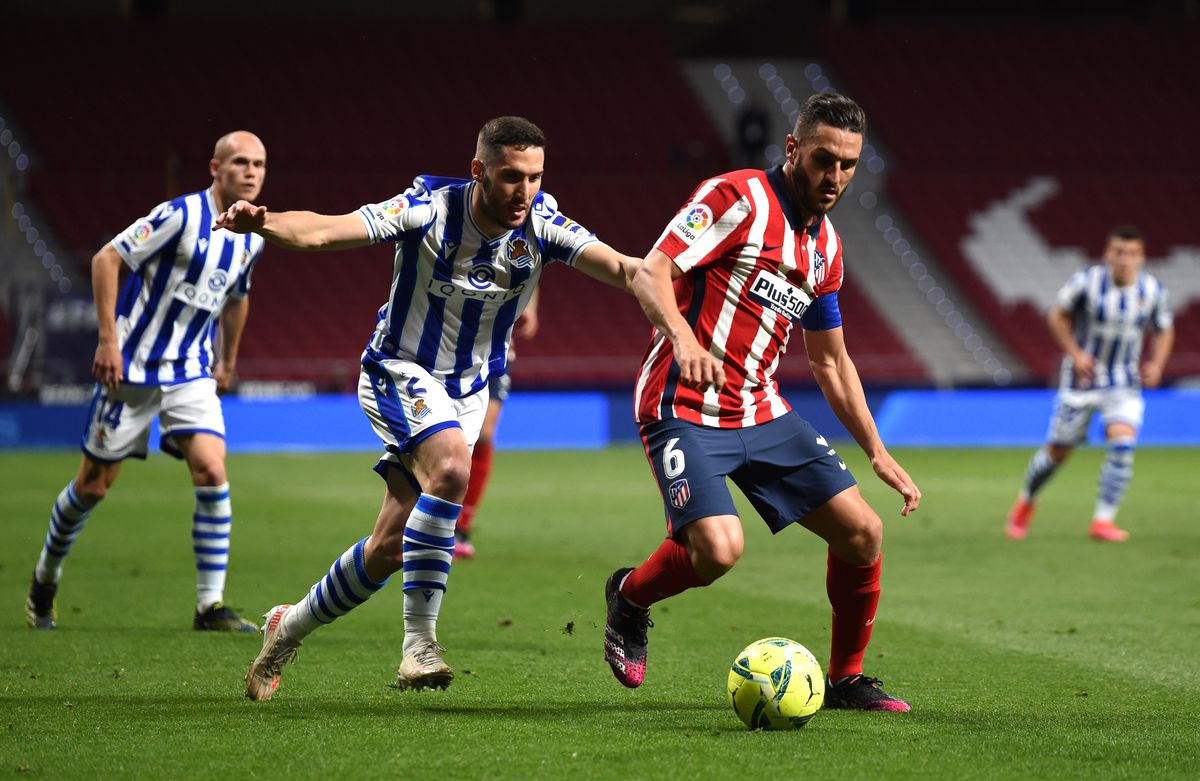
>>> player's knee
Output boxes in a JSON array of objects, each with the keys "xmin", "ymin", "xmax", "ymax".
[
  {"xmin": 840, "ymin": 512, "xmax": 882, "ymax": 565},
  {"xmin": 1046, "ymin": 444, "xmax": 1072, "ymax": 463},
  {"xmin": 75, "ymin": 462, "xmax": 117, "ymax": 501},
  {"xmin": 424, "ymin": 456, "xmax": 471, "ymax": 502},
  {"xmin": 689, "ymin": 533, "xmax": 743, "ymax": 581},
  {"xmin": 189, "ymin": 462, "xmax": 227, "ymax": 487},
  {"xmin": 74, "ymin": 476, "xmax": 111, "ymax": 503}
]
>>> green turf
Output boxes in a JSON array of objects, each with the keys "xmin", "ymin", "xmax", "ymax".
[{"xmin": 1, "ymin": 446, "xmax": 1197, "ymax": 779}]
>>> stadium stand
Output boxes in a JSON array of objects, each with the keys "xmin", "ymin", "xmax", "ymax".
[
  {"xmin": 1, "ymin": 20, "xmax": 930, "ymax": 388},
  {"xmin": 816, "ymin": 21, "xmax": 1200, "ymax": 381}
]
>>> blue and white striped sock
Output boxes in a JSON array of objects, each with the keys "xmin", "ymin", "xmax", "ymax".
[
  {"xmin": 34, "ymin": 480, "xmax": 99, "ymax": 584},
  {"xmin": 283, "ymin": 537, "xmax": 387, "ymax": 641},
  {"xmin": 402, "ymin": 494, "xmax": 460, "ymax": 654},
  {"xmin": 194, "ymin": 483, "xmax": 232, "ymax": 611},
  {"xmin": 1094, "ymin": 436, "xmax": 1136, "ymax": 522},
  {"xmin": 1020, "ymin": 446, "xmax": 1060, "ymax": 501}
]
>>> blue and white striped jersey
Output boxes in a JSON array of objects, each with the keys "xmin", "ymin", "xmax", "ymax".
[
  {"xmin": 111, "ymin": 187, "xmax": 265, "ymax": 385},
  {"xmin": 1057, "ymin": 265, "xmax": 1173, "ymax": 390},
  {"xmin": 356, "ymin": 176, "xmax": 596, "ymax": 398}
]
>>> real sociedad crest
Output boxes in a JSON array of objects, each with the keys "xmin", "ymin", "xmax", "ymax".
[{"xmin": 507, "ymin": 237, "xmax": 536, "ymax": 269}]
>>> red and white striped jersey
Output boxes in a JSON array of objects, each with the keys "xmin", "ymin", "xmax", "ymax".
[{"xmin": 634, "ymin": 167, "xmax": 845, "ymax": 428}]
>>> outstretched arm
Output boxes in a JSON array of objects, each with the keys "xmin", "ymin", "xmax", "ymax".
[
  {"xmin": 215, "ymin": 200, "xmax": 372, "ymax": 251},
  {"xmin": 631, "ymin": 249, "xmax": 724, "ymax": 391},
  {"xmin": 804, "ymin": 326, "xmax": 921, "ymax": 516},
  {"xmin": 572, "ymin": 241, "xmax": 642, "ymax": 293}
]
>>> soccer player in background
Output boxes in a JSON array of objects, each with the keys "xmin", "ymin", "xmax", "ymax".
[
  {"xmin": 25, "ymin": 131, "xmax": 268, "ymax": 632},
  {"xmin": 1005, "ymin": 226, "xmax": 1174, "ymax": 542},
  {"xmin": 453, "ymin": 288, "xmax": 539, "ymax": 560},
  {"xmin": 218, "ymin": 116, "xmax": 642, "ymax": 700},
  {"xmin": 602, "ymin": 92, "xmax": 921, "ymax": 711}
]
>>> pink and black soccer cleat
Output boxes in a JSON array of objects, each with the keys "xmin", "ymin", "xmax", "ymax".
[
  {"xmin": 824, "ymin": 673, "xmax": 911, "ymax": 712},
  {"xmin": 603, "ymin": 568, "xmax": 653, "ymax": 688}
]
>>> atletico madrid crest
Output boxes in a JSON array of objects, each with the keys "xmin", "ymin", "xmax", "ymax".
[{"xmin": 669, "ymin": 478, "xmax": 691, "ymax": 509}]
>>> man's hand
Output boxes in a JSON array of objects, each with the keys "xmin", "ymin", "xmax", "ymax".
[
  {"xmin": 213, "ymin": 360, "xmax": 237, "ymax": 395},
  {"xmin": 673, "ymin": 334, "xmax": 725, "ymax": 391},
  {"xmin": 870, "ymin": 451, "xmax": 921, "ymax": 517},
  {"xmin": 515, "ymin": 308, "xmax": 539, "ymax": 340},
  {"xmin": 1071, "ymin": 352, "xmax": 1096, "ymax": 386},
  {"xmin": 93, "ymin": 339, "xmax": 123, "ymax": 389},
  {"xmin": 214, "ymin": 200, "xmax": 267, "ymax": 234},
  {"xmin": 1141, "ymin": 362, "xmax": 1164, "ymax": 389}
]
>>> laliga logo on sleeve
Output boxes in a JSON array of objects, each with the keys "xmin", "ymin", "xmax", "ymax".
[
  {"xmin": 671, "ymin": 204, "xmax": 713, "ymax": 244},
  {"xmin": 383, "ymin": 197, "xmax": 406, "ymax": 216},
  {"xmin": 132, "ymin": 222, "xmax": 152, "ymax": 245}
]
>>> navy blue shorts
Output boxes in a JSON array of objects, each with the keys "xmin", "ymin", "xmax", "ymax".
[{"xmin": 640, "ymin": 412, "xmax": 857, "ymax": 536}]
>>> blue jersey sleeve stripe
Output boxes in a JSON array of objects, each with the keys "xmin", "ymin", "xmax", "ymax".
[{"xmin": 357, "ymin": 206, "xmax": 380, "ymax": 243}]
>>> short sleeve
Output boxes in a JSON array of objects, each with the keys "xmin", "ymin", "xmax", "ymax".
[
  {"xmin": 357, "ymin": 177, "xmax": 436, "ymax": 243},
  {"xmin": 227, "ymin": 236, "xmax": 265, "ymax": 299},
  {"xmin": 531, "ymin": 192, "xmax": 596, "ymax": 265},
  {"xmin": 1152, "ymin": 283, "xmax": 1174, "ymax": 331},
  {"xmin": 111, "ymin": 199, "xmax": 186, "ymax": 270},
  {"xmin": 653, "ymin": 178, "xmax": 752, "ymax": 273},
  {"xmin": 1056, "ymin": 270, "xmax": 1088, "ymax": 311}
]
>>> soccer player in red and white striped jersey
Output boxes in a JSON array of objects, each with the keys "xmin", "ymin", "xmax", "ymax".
[{"xmin": 604, "ymin": 92, "xmax": 922, "ymax": 711}]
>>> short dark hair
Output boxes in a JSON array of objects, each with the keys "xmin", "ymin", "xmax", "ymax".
[
  {"xmin": 1108, "ymin": 224, "xmax": 1143, "ymax": 243},
  {"xmin": 792, "ymin": 92, "xmax": 867, "ymax": 141},
  {"xmin": 476, "ymin": 116, "xmax": 546, "ymax": 163}
]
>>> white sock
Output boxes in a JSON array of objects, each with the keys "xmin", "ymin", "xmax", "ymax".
[
  {"xmin": 401, "ymin": 494, "xmax": 460, "ymax": 654},
  {"xmin": 35, "ymin": 480, "xmax": 99, "ymax": 584},
  {"xmin": 193, "ymin": 483, "xmax": 232, "ymax": 611}
]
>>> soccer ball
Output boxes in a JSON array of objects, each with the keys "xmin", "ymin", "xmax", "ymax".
[{"xmin": 727, "ymin": 637, "xmax": 825, "ymax": 730}]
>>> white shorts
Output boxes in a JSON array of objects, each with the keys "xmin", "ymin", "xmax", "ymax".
[
  {"xmin": 1047, "ymin": 386, "xmax": 1144, "ymax": 445},
  {"xmin": 81, "ymin": 378, "xmax": 225, "ymax": 462},
  {"xmin": 358, "ymin": 352, "xmax": 487, "ymax": 480}
]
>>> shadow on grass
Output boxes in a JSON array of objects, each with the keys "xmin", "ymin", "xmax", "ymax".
[{"xmin": 6, "ymin": 692, "xmax": 724, "ymax": 723}]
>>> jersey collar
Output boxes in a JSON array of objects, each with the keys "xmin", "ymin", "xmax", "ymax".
[{"xmin": 765, "ymin": 165, "xmax": 823, "ymax": 238}]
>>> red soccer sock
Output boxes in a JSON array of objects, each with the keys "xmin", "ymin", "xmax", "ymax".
[
  {"xmin": 457, "ymin": 441, "xmax": 494, "ymax": 536},
  {"xmin": 621, "ymin": 536, "xmax": 708, "ymax": 609},
  {"xmin": 826, "ymin": 550, "xmax": 882, "ymax": 682}
]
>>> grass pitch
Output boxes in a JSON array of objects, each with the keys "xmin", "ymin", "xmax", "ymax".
[{"xmin": 1, "ymin": 446, "xmax": 1198, "ymax": 779}]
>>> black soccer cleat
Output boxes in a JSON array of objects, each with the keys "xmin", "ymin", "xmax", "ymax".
[
  {"xmin": 824, "ymin": 673, "xmax": 911, "ymax": 712},
  {"xmin": 194, "ymin": 601, "xmax": 259, "ymax": 632},
  {"xmin": 25, "ymin": 575, "xmax": 58, "ymax": 629},
  {"xmin": 603, "ymin": 567, "xmax": 653, "ymax": 688}
]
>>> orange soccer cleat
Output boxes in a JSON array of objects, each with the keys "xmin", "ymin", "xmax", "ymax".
[
  {"xmin": 1005, "ymin": 498, "xmax": 1035, "ymax": 540},
  {"xmin": 1088, "ymin": 520, "xmax": 1130, "ymax": 543}
]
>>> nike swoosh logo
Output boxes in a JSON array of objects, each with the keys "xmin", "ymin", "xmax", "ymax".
[{"xmin": 761, "ymin": 244, "xmax": 781, "ymax": 253}]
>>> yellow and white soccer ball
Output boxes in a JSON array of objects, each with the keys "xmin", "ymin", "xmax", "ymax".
[{"xmin": 727, "ymin": 637, "xmax": 825, "ymax": 730}]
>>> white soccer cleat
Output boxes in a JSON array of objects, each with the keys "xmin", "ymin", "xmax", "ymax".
[
  {"xmin": 395, "ymin": 639, "xmax": 454, "ymax": 691},
  {"xmin": 245, "ymin": 604, "xmax": 300, "ymax": 702}
]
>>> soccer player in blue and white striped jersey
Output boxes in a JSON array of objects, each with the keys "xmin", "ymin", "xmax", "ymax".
[
  {"xmin": 25, "ymin": 131, "xmax": 268, "ymax": 632},
  {"xmin": 1006, "ymin": 225, "xmax": 1175, "ymax": 542},
  {"xmin": 223, "ymin": 117, "xmax": 642, "ymax": 700}
]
